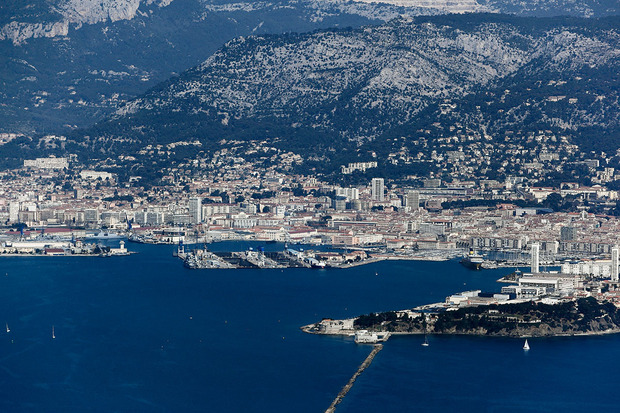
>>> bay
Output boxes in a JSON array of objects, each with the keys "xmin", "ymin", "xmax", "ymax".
[{"xmin": 0, "ymin": 241, "xmax": 616, "ymax": 412}]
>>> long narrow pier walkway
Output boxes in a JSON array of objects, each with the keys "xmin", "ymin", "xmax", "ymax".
[{"xmin": 325, "ymin": 344, "xmax": 383, "ymax": 413}]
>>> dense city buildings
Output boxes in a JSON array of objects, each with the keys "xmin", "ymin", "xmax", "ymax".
[{"xmin": 3, "ymin": 154, "xmax": 620, "ymax": 271}]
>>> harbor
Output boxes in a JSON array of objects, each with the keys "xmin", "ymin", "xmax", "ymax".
[
  {"xmin": 176, "ymin": 243, "xmax": 385, "ymax": 269},
  {"xmin": 175, "ymin": 240, "xmax": 468, "ymax": 270},
  {"xmin": 179, "ymin": 248, "xmax": 307, "ymax": 269}
]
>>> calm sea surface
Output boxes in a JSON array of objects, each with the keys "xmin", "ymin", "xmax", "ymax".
[{"xmin": 0, "ymin": 241, "xmax": 619, "ymax": 412}]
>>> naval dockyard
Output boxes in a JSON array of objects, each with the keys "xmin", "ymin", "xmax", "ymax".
[{"xmin": 175, "ymin": 243, "xmax": 387, "ymax": 269}]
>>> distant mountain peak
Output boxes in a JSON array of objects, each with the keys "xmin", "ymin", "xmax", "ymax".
[
  {"xmin": 0, "ymin": 0, "xmax": 174, "ymax": 45},
  {"xmin": 350, "ymin": 0, "xmax": 491, "ymax": 14}
]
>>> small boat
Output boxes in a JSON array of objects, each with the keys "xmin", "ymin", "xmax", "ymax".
[
  {"xmin": 52, "ymin": 325, "xmax": 56, "ymax": 339},
  {"xmin": 523, "ymin": 339, "xmax": 530, "ymax": 350},
  {"xmin": 5, "ymin": 322, "xmax": 9, "ymax": 333},
  {"xmin": 420, "ymin": 317, "xmax": 430, "ymax": 346}
]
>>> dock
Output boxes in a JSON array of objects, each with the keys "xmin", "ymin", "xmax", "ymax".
[
  {"xmin": 176, "ymin": 245, "xmax": 410, "ymax": 270},
  {"xmin": 179, "ymin": 249, "xmax": 312, "ymax": 269},
  {"xmin": 325, "ymin": 344, "xmax": 383, "ymax": 413}
]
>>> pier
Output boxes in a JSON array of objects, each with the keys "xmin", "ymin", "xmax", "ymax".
[{"xmin": 325, "ymin": 344, "xmax": 383, "ymax": 413}]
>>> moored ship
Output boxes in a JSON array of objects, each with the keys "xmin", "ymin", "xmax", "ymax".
[
  {"xmin": 85, "ymin": 230, "xmax": 125, "ymax": 240},
  {"xmin": 460, "ymin": 250, "xmax": 484, "ymax": 270}
]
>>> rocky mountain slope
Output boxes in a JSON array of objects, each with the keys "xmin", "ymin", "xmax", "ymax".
[
  {"xmin": 60, "ymin": 14, "xmax": 617, "ymax": 179},
  {"xmin": 4, "ymin": 0, "xmax": 614, "ymax": 45},
  {"xmin": 0, "ymin": 0, "xmax": 391, "ymax": 134},
  {"xmin": 0, "ymin": 0, "xmax": 171, "ymax": 45},
  {"xmin": 112, "ymin": 16, "xmax": 530, "ymax": 144},
  {"xmin": 1, "ymin": 0, "xmax": 617, "ymax": 137},
  {"xmin": 483, "ymin": 0, "xmax": 619, "ymax": 18}
]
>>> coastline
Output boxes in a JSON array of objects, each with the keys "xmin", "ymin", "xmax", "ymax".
[
  {"xmin": 302, "ymin": 295, "xmax": 620, "ymax": 340},
  {"xmin": 301, "ymin": 324, "xmax": 620, "ymax": 339}
]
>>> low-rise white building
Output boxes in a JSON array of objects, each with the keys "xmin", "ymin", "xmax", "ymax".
[
  {"xmin": 80, "ymin": 170, "xmax": 114, "ymax": 180},
  {"xmin": 24, "ymin": 157, "xmax": 68, "ymax": 170},
  {"xmin": 501, "ymin": 285, "xmax": 546, "ymax": 299},
  {"xmin": 317, "ymin": 318, "xmax": 355, "ymax": 334},
  {"xmin": 518, "ymin": 273, "xmax": 579, "ymax": 294},
  {"xmin": 561, "ymin": 259, "xmax": 613, "ymax": 278}
]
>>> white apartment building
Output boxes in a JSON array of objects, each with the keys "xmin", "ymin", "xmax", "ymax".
[
  {"xmin": 371, "ymin": 178, "xmax": 384, "ymax": 202},
  {"xmin": 188, "ymin": 196, "xmax": 202, "ymax": 224}
]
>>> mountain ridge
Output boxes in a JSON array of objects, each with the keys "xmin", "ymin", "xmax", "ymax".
[
  {"xmin": 95, "ymin": 15, "xmax": 619, "ymax": 138},
  {"xmin": 41, "ymin": 13, "xmax": 611, "ymax": 183},
  {"xmin": 1, "ymin": 0, "xmax": 617, "ymax": 137}
]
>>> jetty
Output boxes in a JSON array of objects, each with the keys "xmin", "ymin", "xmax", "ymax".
[{"xmin": 325, "ymin": 344, "xmax": 383, "ymax": 413}]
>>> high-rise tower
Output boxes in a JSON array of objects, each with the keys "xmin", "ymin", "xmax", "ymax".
[
  {"xmin": 406, "ymin": 190, "xmax": 420, "ymax": 211},
  {"xmin": 612, "ymin": 246, "xmax": 619, "ymax": 282},
  {"xmin": 531, "ymin": 243, "xmax": 540, "ymax": 274},
  {"xmin": 189, "ymin": 196, "xmax": 202, "ymax": 224},
  {"xmin": 371, "ymin": 178, "xmax": 384, "ymax": 202}
]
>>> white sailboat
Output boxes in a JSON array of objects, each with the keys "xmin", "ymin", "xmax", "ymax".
[
  {"xmin": 5, "ymin": 322, "xmax": 9, "ymax": 333},
  {"xmin": 52, "ymin": 325, "xmax": 55, "ymax": 339},
  {"xmin": 422, "ymin": 320, "xmax": 430, "ymax": 347},
  {"xmin": 523, "ymin": 339, "xmax": 530, "ymax": 350}
]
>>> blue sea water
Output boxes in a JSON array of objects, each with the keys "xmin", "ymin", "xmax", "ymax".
[{"xmin": 0, "ymin": 241, "xmax": 619, "ymax": 412}]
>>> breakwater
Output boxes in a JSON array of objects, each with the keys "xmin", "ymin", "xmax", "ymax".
[{"xmin": 325, "ymin": 344, "xmax": 383, "ymax": 413}]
